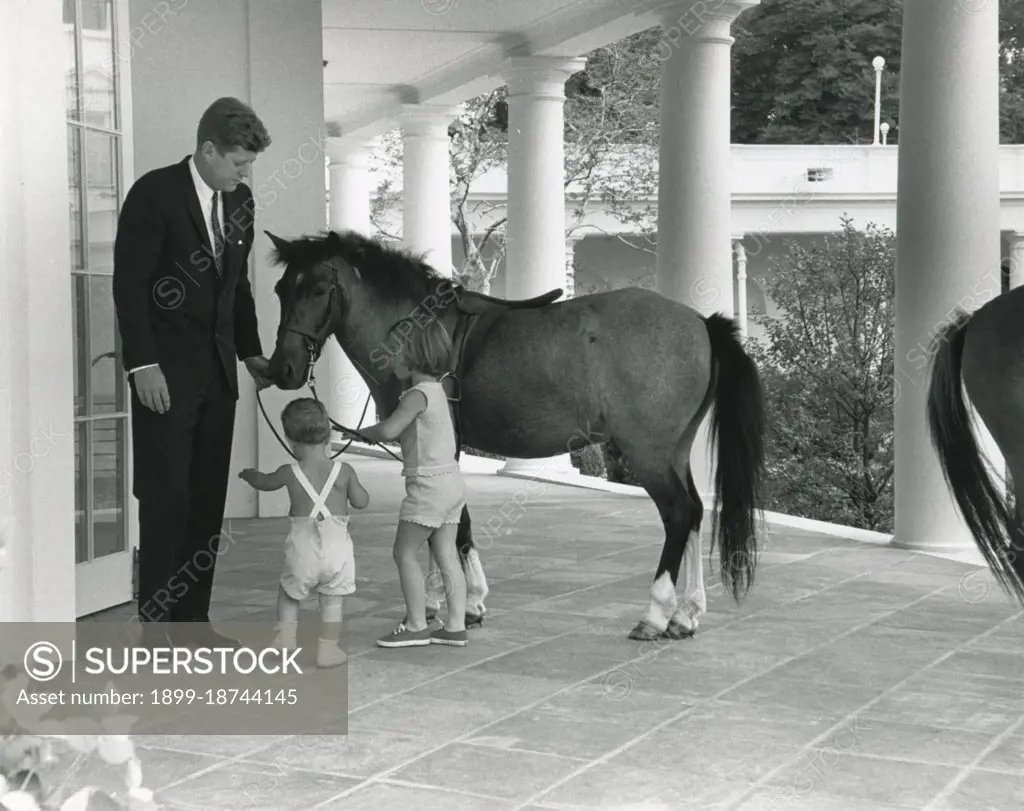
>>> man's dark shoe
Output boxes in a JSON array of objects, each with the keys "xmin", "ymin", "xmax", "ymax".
[{"xmin": 168, "ymin": 622, "xmax": 239, "ymax": 649}]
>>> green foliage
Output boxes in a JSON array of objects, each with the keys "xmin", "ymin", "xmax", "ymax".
[
  {"xmin": 732, "ymin": 0, "xmax": 903, "ymax": 144},
  {"xmin": 571, "ymin": 445, "xmax": 607, "ymax": 478},
  {"xmin": 462, "ymin": 446, "xmax": 504, "ymax": 460},
  {"xmin": 748, "ymin": 217, "xmax": 896, "ymax": 531},
  {"xmin": 602, "ymin": 440, "xmax": 642, "ymax": 487},
  {"xmin": 732, "ymin": 0, "xmax": 1024, "ymax": 144}
]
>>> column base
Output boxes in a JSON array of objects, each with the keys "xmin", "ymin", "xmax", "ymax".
[{"xmin": 888, "ymin": 536, "xmax": 978, "ymax": 554}]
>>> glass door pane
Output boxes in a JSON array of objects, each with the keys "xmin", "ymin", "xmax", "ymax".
[
  {"xmin": 92, "ymin": 419, "xmax": 126, "ymax": 558},
  {"xmin": 68, "ymin": 125, "xmax": 84, "ymax": 271},
  {"xmin": 88, "ymin": 275, "xmax": 125, "ymax": 414},
  {"xmin": 75, "ymin": 423, "xmax": 88, "ymax": 564},
  {"xmin": 81, "ymin": 0, "xmax": 117, "ymax": 131},
  {"xmin": 85, "ymin": 129, "xmax": 118, "ymax": 273},
  {"xmin": 72, "ymin": 275, "xmax": 88, "ymax": 417}
]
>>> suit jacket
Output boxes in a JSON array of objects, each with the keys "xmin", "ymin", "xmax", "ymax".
[{"xmin": 113, "ymin": 156, "xmax": 262, "ymax": 400}]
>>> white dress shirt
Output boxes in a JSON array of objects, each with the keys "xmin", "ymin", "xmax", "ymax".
[
  {"xmin": 129, "ymin": 156, "xmax": 224, "ymax": 377},
  {"xmin": 188, "ymin": 153, "xmax": 222, "ymax": 251}
]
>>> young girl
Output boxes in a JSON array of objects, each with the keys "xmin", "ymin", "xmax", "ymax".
[
  {"xmin": 239, "ymin": 398, "xmax": 369, "ymax": 667},
  {"xmin": 352, "ymin": 315, "xmax": 468, "ymax": 648}
]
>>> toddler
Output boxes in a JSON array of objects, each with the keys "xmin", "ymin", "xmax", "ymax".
[
  {"xmin": 352, "ymin": 315, "xmax": 468, "ymax": 648},
  {"xmin": 239, "ymin": 397, "xmax": 369, "ymax": 667}
]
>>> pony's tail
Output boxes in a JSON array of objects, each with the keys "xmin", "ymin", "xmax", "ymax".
[
  {"xmin": 703, "ymin": 313, "xmax": 766, "ymax": 600},
  {"xmin": 926, "ymin": 310, "xmax": 1024, "ymax": 604}
]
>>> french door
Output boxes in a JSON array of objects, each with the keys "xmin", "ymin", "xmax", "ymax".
[{"xmin": 66, "ymin": 0, "xmax": 136, "ymax": 616}]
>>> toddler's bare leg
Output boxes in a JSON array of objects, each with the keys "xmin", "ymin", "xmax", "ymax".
[
  {"xmin": 274, "ymin": 585, "xmax": 300, "ymax": 649},
  {"xmin": 317, "ymin": 594, "xmax": 347, "ymax": 668}
]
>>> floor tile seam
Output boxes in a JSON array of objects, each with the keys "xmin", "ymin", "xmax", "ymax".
[
  {"xmin": 641, "ymin": 551, "xmax": 919, "ymax": 643},
  {"xmin": 148, "ymin": 729, "xmax": 362, "ymax": 795},
  {"xmin": 517, "ymin": 540, "xmax": 919, "ymax": 634},
  {"xmin": 921, "ymin": 711, "xmax": 1024, "ymax": 810},
  {"xmin": 358, "ymin": 544, "xmax": 663, "ymax": 630},
  {"xmin": 287, "ymin": 532, "xmax": 892, "ymax": 641},
  {"xmin": 759, "ymin": 745, "xmax": 1014, "ymax": 769},
  {"xmin": 454, "ymin": 739, "xmax": 593, "ymax": 763},
  {"xmin": 378, "ymin": 774, "xmax": 559, "ymax": 802},
  {"xmin": 309, "ymin": 552, "xmax": 922, "ymax": 809},
  {"xmin": 728, "ymin": 608, "xmax": 1024, "ymax": 811},
  {"xmin": 346, "ymin": 627, "xmax": 581, "ymax": 713},
  {"xmin": 514, "ymin": 580, "xmax": 1012, "ymax": 811}
]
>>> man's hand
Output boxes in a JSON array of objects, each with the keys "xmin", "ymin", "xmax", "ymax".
[
  {"xmin": 244, "ymin": 356, "xmax": 273, "ymax": 390},
  {"xmin": 133, "ymin": 366, "xmax": 171, "ymax": 413}
]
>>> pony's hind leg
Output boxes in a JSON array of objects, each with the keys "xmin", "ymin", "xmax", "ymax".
[
  {"xmin": 627, "ymin": 461, "xmax": 701, "ymax": 642},
  {"xmin": 666, "ymin": 469, "xmax": 706, "ymax": 638}
]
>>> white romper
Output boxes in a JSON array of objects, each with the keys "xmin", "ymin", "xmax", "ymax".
[{"xmin": 280, "ymin": 461, "xmax": 356, "ymax": 601}]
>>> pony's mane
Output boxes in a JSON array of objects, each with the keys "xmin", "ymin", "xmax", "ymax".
[{"xmin": 270, "ymin": 229, "xmax": 446, "ymax": 303}]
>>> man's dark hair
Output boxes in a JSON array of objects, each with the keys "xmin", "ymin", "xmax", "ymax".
[{"xmin": 197, "ymin": 97, "xmax": 271, "ymax": 154}]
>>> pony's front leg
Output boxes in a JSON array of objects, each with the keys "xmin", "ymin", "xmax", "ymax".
[
  {"xmin": 458, "ymin": 506, "xmax": 488, "ymax": 627},
  {"xmin": 666, "ymin": 530, "xmax": 706, "ymax": 638}
]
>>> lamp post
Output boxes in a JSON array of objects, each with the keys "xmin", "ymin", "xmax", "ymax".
[
  {"xmin": 880, "ymin": 121, "xmax": 890, "ymax": 145},
  {"xmin": 872, "ymin": 55, "xmax": 886, "ymax": 145}
]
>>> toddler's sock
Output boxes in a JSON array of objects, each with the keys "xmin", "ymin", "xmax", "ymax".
[
  {"xmin": 317, "ymin": 637, "xmax": 347, "ymax": 668},
  {"xmin": 273, "ymin": 621, "xmax": 298, "ymax": 650}
]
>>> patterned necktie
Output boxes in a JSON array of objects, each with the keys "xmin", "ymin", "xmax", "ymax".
[{"xmin": 211, "ymin": 191, "xmax": 224, "ymax": 277}]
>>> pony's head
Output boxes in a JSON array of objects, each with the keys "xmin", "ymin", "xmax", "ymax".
[
  {"xmin": 266, "ymin": 229, "xmax": 451, "ymax": 391},
  {"xmin": 265, "ymin": 229, "xmax": 363, "ymax": 390}
]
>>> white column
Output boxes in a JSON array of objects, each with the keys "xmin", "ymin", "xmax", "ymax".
[
  {"xmin": 893, "ymin": 0, "xmax": 1003, "ymax": 552},
  {"xmin": 325, "ymin": 137, "xmax": 374, "ymax": 434},
  {"xmin": 1008, "ymin": 231, "xmax": 1024, "ymax": 290},
  {"xmin": 733, "ymin": 235, "xmax": 748, "ymax": 338},
  {"xmin": 499, "ymin": 55, "xmax": 586, "ymax": 477},
  {"xmin": 399, "ymin": 104, "xmax": 459, "ymax": 277},
  {"xmin": 0, "ymin": 1, "xmax": 76, "ymax": 620},
  {"xmin": 654, "ymin": 1, "xmax": 758, "ymax": 498},
  {"xmin": 247, "ymin": 0, "xmax": 328, "ymax": 517}
]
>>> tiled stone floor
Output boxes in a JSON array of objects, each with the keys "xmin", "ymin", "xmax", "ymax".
[{"xmin": 77, "ymin": 457, "xmax": 1023, "ymax": 810}]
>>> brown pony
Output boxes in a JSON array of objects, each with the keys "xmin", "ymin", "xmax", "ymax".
[{"xmin": 263, "ymin": 229, "xmax": 766, "ymax": 640}]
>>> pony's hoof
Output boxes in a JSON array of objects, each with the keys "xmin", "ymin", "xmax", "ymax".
[
  {"xmin": 662, "ymin": 619, "xmax": 696, "ymax": 640},
  {"xmin": 627, "ymin": 620, "xmax": 665, "ymax": 641},
  {"xmin": 465, "ymin": 612, "xmax": 484, "ymax": 629}
]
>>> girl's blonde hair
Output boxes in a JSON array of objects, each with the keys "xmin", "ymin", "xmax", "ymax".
[{"xmin": 389, "ymin": 315, "xmax": 452, "ymax": 377}]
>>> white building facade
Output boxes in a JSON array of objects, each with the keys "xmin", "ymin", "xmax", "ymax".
[{"xmin": 0, "ymin": 0, "xmax": 1004, "ymax": 621}]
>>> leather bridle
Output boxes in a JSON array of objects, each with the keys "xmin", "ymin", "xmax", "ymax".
[{"xmin": 257, "ymin": 261, "xmax": 400, "ymax": 462}]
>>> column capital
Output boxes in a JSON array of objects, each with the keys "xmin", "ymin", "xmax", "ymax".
[
  {"xmin": 1008, "ymin": 230, "xmax": 1024, "ymax": 245},
  {"xmin": 325, "ymin": 136, "xmax": 374, "ymax": 167},
  {"xmin": 654, "ymin": 0, "xmax": 761, "ymax": 45},
  {"xmin": 398, "ymin": 103, "xmax": 462, "ymax": 137},
  {"xmin": 505, "ymin": 55, "xmax": 588, "ymax": 100}
]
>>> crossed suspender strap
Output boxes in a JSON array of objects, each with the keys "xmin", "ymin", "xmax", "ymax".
[{"xmin": 291, "ymin": 461, "xmax": 342, "ymax": 520}]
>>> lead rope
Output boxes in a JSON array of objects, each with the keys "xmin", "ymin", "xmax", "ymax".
[{"xmin": 255, "ymin": 381, "xmax": 402, "ymax": 463}]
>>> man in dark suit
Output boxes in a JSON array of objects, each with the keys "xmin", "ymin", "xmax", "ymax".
[{"xmin": 114, "ymin": 97, "xmax": 273, "ymax": 647}]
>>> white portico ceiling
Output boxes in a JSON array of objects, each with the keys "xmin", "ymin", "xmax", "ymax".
[{"xmin": 322, "ymin": 0, "xmax": 668, "ymax": 141}]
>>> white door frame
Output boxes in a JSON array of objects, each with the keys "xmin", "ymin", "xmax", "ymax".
[{"xmin": 74, "ymin": 0, "xmax": 138, "ymax": 618}]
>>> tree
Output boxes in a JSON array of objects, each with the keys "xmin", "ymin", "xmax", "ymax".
[
  {"xmin": 747, "ymin": 216, "xmax": 896, "ymax": 531},
  {"xmin": 732, "ymin": 0, "xmax": 1024, "ymax": 145},
  {"xmin": 368, "ymin": 29, "xmax": 664, "ymax": 290},
  {"xmin": 732, "ymin": 0, "xmax": 903, "ymax": 144}
]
